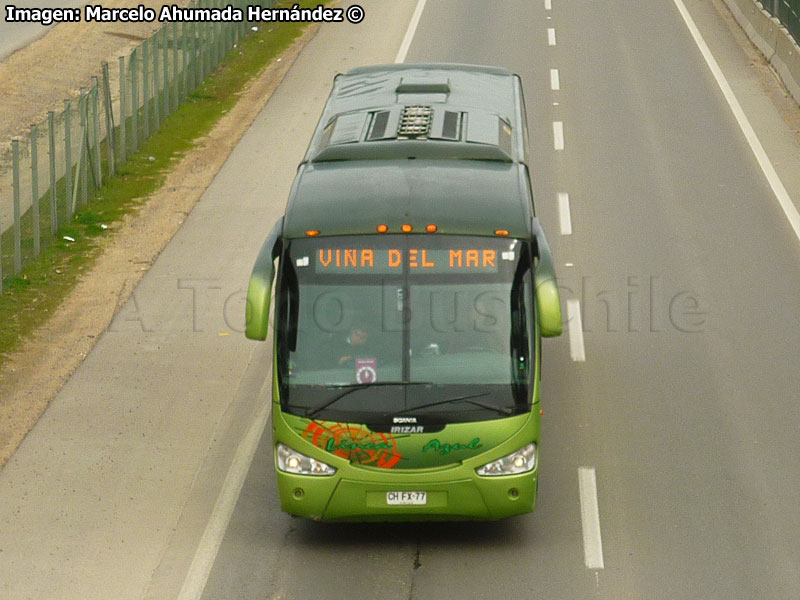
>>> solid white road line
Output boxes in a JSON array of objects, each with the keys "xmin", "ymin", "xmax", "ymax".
[
  {"xmin": 558, "ymin": 192, "xmax": 572, "ymax": 235},
  {"xmin": 395, "ymin": 0, "xmax": 428, "ymax": 63},
  {"xmin": 672, "ymin": 0, "xmax": 800, "ymax": 243},
  {"xmin": 578, "ymin": 467, "xmax": 605, "ymax": 570},
  {"xmin": 566, "ymin": 299, "xmax": 585, "ymax": 361},
  {"xmin": 553, "ymin": 121, "xmax": 564, "ymax": 150},
  {"xmin": 547, "ymin": 27, "xmax": 556, "ymax": 46},
  {"xmin": 550, "ymin": 68, "xmax": 560, "ymax": 91},
  {"xmin": 176, "ymin": 375, "xmax": 272, "ymax": 600}
]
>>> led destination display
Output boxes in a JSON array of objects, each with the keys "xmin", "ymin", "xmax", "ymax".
[{"xmin": 310, "ymin": 247, "xmax": 503, "ymax": 274}]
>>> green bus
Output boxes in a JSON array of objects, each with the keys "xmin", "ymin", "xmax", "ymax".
[{"xmin": 246, "ymin": 63, "xmax": 563, "ymax": 521}]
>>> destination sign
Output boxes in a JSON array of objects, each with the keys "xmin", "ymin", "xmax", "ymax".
[{"xmin": 312, "ymin": 247, "xmax": 501, "ymax": 274}]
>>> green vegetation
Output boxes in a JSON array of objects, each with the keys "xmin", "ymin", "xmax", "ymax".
[{"xmin": 0, "ymin": 6, "xmax": 318, "ymax": 367}]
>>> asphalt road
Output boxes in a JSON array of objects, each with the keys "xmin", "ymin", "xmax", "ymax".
[{"xmin": 2, "ymin": 0, "xmax": 800, "ymax": 598}]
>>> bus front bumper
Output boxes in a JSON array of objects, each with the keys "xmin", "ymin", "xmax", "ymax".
[{"xmin": 276, "ymin": 470, "xmax": 538, "ymax": 522}]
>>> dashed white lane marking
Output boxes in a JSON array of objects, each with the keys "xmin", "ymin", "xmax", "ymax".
[
  {"xmin": 547, "ymin": 27, "xmax": 556, "ymax": 46},
  {"xmin": 550, "ymin": 68, "xmax": 560, "ymax": 91},
  {"xmin": 671, "ymin": 0, "xmax": 800, "ymax": 243},
  {"xmin": 566, "ymin": 299, "xmax": 585, "ymax": 361},
  {"xmin": 544, "ymin": 0, "xmax": 552, "ymax": 9},
  {"xmin": 395, "ymin": 0, "xmax": 427, "ymax": 63},
  {"xmin": 578, "ymin": 467, "xmax": 605, "ymax": 570},
  {"xmin": 565, "ymin": 262, "xmax": 574, "ymax": 267},
  {"xmin": 558, "ymin": 192, "xmax": 572, "ymax": 235},
  {"xmin": 176, "ymin": 377, "xmax": 272, "ymax": 600},
  {"xmin": 553, "ymin": 121, "xmax": 564, "ymax": 150}
]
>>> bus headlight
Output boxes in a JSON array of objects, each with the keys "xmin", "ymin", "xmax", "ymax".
[
  {"xmin": 276, "ymin": 443, "xmax": 337, "ymax": 476},
  {"xmin": 475, "ymin": 443, "xmax": 537, "ymax": 476}
]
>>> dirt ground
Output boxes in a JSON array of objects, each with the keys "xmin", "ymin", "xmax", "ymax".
[
  {"xmin": 0, "ymin": 0, "xmax": 202, "ymax": 145},
  {"xmin": 0, "ymin": 16, "xmax": 320, "ymax": 467}
]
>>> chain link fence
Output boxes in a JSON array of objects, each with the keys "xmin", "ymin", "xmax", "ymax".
[
  {"xmin": 0, "ymin": 0, "xmax": 273, "ymax": 294},
  {"xmin": 763, "ymin": 0, "xmax": 800, "ymax": 43}
]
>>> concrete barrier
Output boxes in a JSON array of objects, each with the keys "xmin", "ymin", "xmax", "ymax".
[{"xmin": 722, "ymin": 0, "xmax": 800, "ymax": 107}]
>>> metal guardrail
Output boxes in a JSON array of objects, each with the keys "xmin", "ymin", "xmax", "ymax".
[
  {"xmin": 0, "ymin": 0, "xmax": 273, "ymax": 294},
  {"xmin": 764, "ymin": 0, "xmax": 800, "ymax": 43}
]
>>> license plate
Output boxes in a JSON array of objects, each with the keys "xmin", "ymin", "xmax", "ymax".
[{"xmin": 386, "ymin": 491, "xmax": 427, "ymax": 505}]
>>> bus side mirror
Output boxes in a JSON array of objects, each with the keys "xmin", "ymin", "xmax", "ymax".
[
  {"xmin": 532, "ymin": 218, "xmax": 563, "ymax": 337},
  {"xmin": 245, "ymin": 218, "xmax": 283, "ymax": 340}
]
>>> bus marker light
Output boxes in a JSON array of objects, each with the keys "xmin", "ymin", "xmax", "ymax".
[
  {"xmin": 494, "ymin": 229, "xmax": 510, "ymax": 236},
  {"xmin": 426, "ymin": 224, "xmax": 438, "ymax": 233},
  {"xmin": 305, "ymin": 229, "xmax": 320, "ymax": 237},
  {"xmin": 402, "ymin": 224, "xmax": 413, "ymax": 233},
  {"xmin": 377, "ymin": 224, "xmax": 389, "ymax": 233}
]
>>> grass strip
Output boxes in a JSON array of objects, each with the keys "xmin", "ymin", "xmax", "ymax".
[{"xmin": 0, "ymin": 3, "xmax": 320, "ymax": 367}]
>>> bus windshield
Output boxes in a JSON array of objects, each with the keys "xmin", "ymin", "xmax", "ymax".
[{"xmin": 276, "ymin": 235, "xmax": 535, "ymax": 423}]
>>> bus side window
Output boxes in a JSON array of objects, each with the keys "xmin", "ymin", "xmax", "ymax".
[
  {"xmin": 511, "ymin": 247, "xmax": 533, "ymax": 383},
  {"xmin": 278, "ymin": 252, "xmax": 299, "ymax": 353}
]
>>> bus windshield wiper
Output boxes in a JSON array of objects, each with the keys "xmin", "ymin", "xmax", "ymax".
[
  {"xmin": 305, "ymin": 381, "xmax": 431, "ymax": 419},
  {"xmin": 394, "ymin": 393, "xmax": 513, "ymax": 416}
]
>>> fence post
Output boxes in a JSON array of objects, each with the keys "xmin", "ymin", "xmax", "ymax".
[
  {"xmin": 197, "ymin": 1, "xmax": 204, "ymax": 80},
  {"xmin": 31, "ymin": 125, "xmax": 41, "ymax": 257},
  {"xmin": 214, "ymin": 1, "xmax": 222, "ymax": 67},
  {"xmin": 193, "ymin": 17, "xmax": 200, "ymax": 90},
  {"xmin": 194, "ymin": 12, "xmax": 206, "ymax": 84},
  {"xmin": 153, "ymin": 33, "xmax": 161, "ymax": 132},
  {"xmin": 64, "ymin": 100, "xmax": 73, "ymax": 222},
  {"xmin": 12, "ymin": 139, "xmax": 22, "ymax": 273},
  {"xmin": 210, "ymin": 1, "xmax": 216, "ymax": 70},
  {"xmin": 102, "ymin": 62, "xmax": 116, "ymax": 178},
  {"xmin": 162, "ymin": 26, "xmax": 170, "ymax": 119},
  {"xmin": 79, "ymin": 87, "xmax": 88, "ymax": 207},
  {"xmin": 229, "ymin": 0, "xmax": 236, "ymax": 52},
  {"xmin": 142, "ymin": 39, "xmax": 151, "ymax": 141},
  {"xmin": 227, "ymin": 0, "xmax": 233, "ymax": 52},
  {"xmin": 181, "ymin": 21, "xmax": 188, "ymax": 100},
  {"xmin": 91, "ymin": 77, "xmax": 102, "ymax": 188},
  {"xmin": 195, "ymin": 15, "xmax": 202, "ymax": 86},
  {"xmin": 204, "ymin": 4, "xmax": 211, "ymax": 79},
  {"xmin": 48, "ymin": 111, "xmax": 58, "ymax": 234},
  {"xmin": 71, "ymin": 121, "xmax": 86, "ymax": 216},
  {"xmin": 118, "ymin": 56, "xmax": 127, "ymax": 166},
  {"xmin": 209, "ymin": 2, "xmax": 216, "ymax": 72},
  {"xmin": 188, "ymin": 19, "xmax": 195, "ymax": 94},
  {"xmin": 181, "ymin": 21, "xmax": 188, "ymax": 99},
  {"xmin": 131, "ymin": 48, "xmax": 139, "ymax": 153},
  {"xmin": 241, "ymin": 0, "xmax": 248, "ymax": 40},
  {"xmin": 186, "ymin": 21, "xmax": 191, "ymax": 102},
  {"xmin": 172, "ymin": 22, "xmax": 179, "ymax": 110}
]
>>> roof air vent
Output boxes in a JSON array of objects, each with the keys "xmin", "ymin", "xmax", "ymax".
[{"xmin": 398, "ymin": 105, "xmax": 433, "ymax": 138}]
